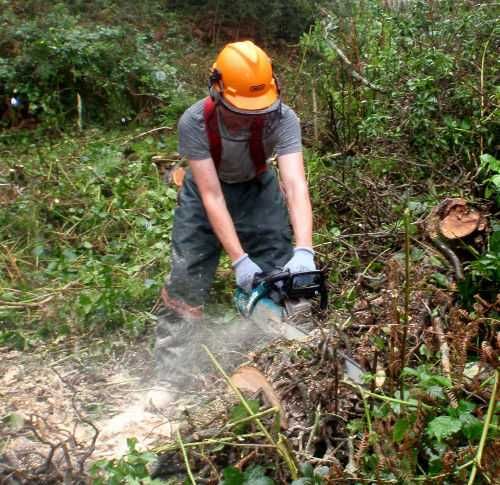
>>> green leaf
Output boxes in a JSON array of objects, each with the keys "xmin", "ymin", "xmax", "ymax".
[
  {"xmin": 461, "ymin": 416, "xmax": 483, "ymax": 441},
  {"xmin": 431, "ymin": 272, "xmax": 450, "ymax": 288},
  {"xmin": 426, "ymin": 385, "xmax": 445, "ymax": 400},
  {"xmin": 220, "ymin": 466, "xmax": 244, "ymax": 485},
  {"xmin": 244, "ymin": 465, "xmax": 275, "ymax": 484},
  {"xmin": 2, "ymin": 413, "xmax": 25, "ymax": 430},
  {"xmin": 426, "ymin": 416, "xmax": 462, "ymax": 442},
  {"xmin": 299, "ymin": 463, "xmax": 314, "ymax": 477},
  {"xmin": 490, "ymin": 231, "xmax": 500, "ymax": 253},
  {"xmin": 480, "ymin": 153, "xmax": 499, "ymax": 172},
  {"xmin": 490, "ymin": 174, "xmax": 500, "ymax": 189},
  {"xmin": 393, "ymin": 418, "xmax": 410, "ymax": 442},
  {"xmin": 228, "ymin": 399, "xmax": 260, "ymax": 434}
]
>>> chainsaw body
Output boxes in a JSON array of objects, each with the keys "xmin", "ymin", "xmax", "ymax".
[
  {"xmin": 234, "ymin": 270, "xmax": 327, "ymax": 340},
  {"xmin": 234, "ymin": 270, "xmax": 365, "ymax": 384}
]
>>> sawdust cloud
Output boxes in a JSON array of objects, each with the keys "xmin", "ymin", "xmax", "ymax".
[{"xmin": 93, "ymin": 315, "xmax": 275, "ymax": 459}]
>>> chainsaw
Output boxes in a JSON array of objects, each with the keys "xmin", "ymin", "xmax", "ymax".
[{"xmin": 234, "ymin": 270, "xmax": 364, "ymax": 384}]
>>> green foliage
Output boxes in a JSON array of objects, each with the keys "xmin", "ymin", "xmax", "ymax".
[
  {"xmin": 90, "ymin": 437, "xmax": 162, "ymax": 484},
  {"xmin": 228, "ymin": 399, "xmax": 260, "ymax": 434},
  {"xmin": 290, "ymin": 462, "xmax": 329, "ymax": 484},
  {"xmin": 219, "ymin": 465, "xmax": 275, "ymax": 485},
  {"xmin": 301, "ymin": 0, "xmax": 497, "ymax": 161},
  {"xmin": 479, "ymin": 154, "xmax": 500, "ymax": 203},
  {"xmin": 349, "ymin": 359, "xmax": 497, "ymax": 482},
  {"xmin": 459, "ymin": 228, "xmax": 500, "ymax": 306},
  {"xmin": 0, "ymin": 2, "xmax": 183, "ymax": 126},
  {"xmin": 0, "ymin": 131, "xmax": 177, "ymax": 339},
  {"xmin": 166, "ymin": 0, "xmax": 323, "ymax": 41}
]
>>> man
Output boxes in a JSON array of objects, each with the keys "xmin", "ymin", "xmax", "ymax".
[{"xmin": 154, "ymin": 40, "xmax": 316, "ymax": 392}]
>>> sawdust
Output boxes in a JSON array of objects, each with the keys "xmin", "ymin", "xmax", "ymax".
[{"xmin": 0, "ymin": 339, "xmax": 182, "ymax": 472}]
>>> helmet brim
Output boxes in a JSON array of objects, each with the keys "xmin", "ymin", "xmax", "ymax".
[{"xmin": 222, "ymin": 86, "xmax": 279, "ymax": 112}]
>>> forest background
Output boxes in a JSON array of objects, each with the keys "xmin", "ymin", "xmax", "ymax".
[{"xmin": 0, "ymin": 0, "xmax": 498, "ymax": 484}]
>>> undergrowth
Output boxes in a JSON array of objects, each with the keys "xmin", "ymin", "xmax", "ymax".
[{"xmin": 0, "ymin": 1, "xmax": 498, "ymax": 484}]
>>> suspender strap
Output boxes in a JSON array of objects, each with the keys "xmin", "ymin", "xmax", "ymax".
[
  {"xmin": 203, "ymin": 97, "xmax": 267, "ymax": 175},
  {"xmin": 203, "ymin": 97, "xmax": 222, "ymax": 170},
  {"xmin": 249, "ymin": 116, "xmax": 267, "ymax": 176}
]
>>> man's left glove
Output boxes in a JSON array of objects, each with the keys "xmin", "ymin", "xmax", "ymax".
[
  {"xmin": 283, "ymin": 247, "xmax": 316, "ymax": 273},
  {"xmin": 233, "ymin": 253, "xmax": 263, "ymax": 293}
]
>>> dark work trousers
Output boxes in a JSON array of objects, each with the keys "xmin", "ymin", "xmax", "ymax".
[
  {"xmin": 166, "ymin": 168, "xmax": 294, "ymax": 307},
  {"xmin": 155, "ymin": 168, "xmax": 293, "ymax": 387}
]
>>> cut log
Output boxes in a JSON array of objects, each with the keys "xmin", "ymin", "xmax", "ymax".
[
  {"xmin": 426, "ymin": 198, "xmax": 486, "ymax": 240},
  {"xmin": 438, "ymin": 199, "xmax": 483, "ymax": 239},
  {"xmin": 230, "ymin": 366, "xmax": 287, "ymax": 428},
  {"xmin": 171, "ymin": 166, "xmax": 185, "ymax": 187}
]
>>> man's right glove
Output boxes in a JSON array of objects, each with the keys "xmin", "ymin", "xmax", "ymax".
[
  {"xmin": 283, "ymin": 247, "xmax": 316, "ymax": 273},
  {"xmin": 233, "ymin": 253, "xmax": 262, "ymax": 294}
]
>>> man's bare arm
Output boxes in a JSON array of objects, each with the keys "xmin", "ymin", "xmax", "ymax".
[
  {"xmin": 277, "ymin": 151, "xmax": 313, "ymax": 248},
  {"xmin": 189, "ymin": 158, "xmax": 245, "ymax": 263}
]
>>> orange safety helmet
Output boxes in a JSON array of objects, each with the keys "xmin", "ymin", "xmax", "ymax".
[{"xmin": 209, "ymin": 40, "xmax": 280, "ymax": 112}]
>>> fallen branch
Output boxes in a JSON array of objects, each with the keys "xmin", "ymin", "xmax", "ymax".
[
  {"xmin": 431, "ymin": 238, "xmax": 464, "ymax": 280},
  {"xmin": 0, "ymin": 281, "xmax": 80, "ymax": 309},
  {"xmin": 121, "ymin": 126, "xmax": 173, "ymax": 145}
]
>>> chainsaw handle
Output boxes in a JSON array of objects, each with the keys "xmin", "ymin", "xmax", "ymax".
[{"xmin": 252, "ymin": 270, "xmax": 291, "ymax": 288}]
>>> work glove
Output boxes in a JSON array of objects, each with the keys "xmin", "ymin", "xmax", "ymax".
[
  {"xmin": 283, "ymin": 247, "xmax": 316, "ymax": 273},
  {"xmin": 233, "ymin": 253, "xmax": 262, "ymax": 294}
]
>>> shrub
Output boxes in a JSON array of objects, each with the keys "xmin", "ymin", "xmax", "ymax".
[
  {"xmin": 300, "ymin": 0, "xmax": 498, "ymax": 162},
  {"xmin": 0, "ymin": 2, "xmax": 180, "ymax": 127},
  {"xmin": 165, "ymin": 0, "xmax": 322, "ymax": 41}
]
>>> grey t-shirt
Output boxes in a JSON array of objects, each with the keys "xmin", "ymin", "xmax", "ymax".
[{"xmin": 178, "ymin": 99, "xmax": 302, "ymax": 183}]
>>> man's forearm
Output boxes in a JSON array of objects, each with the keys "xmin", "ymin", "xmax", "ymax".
[
  {"xmin": 189, "ymin": 159, "xmax": 245, "ymax": 262},
  {"xmin": 286, "ymin": 182, "xmax": 313, "ymax": 248},
  {"xmin": 200, "ymin": 191, "xmax": 245, "ymax": 262},
  {"xmin": 278, "ymin": 152, "xmax": 313, "ymax": 249}
]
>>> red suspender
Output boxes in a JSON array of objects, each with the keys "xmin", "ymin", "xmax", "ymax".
[
  {"xmin": 203, "ymin": 97, "xmax": 222, "ymax": 170},
  {"xmin": 249, "ymin": 116, "xmax": 267, "ymax": 176},
  {"xmin": 203, "ymin": 97, "xmax": 267, "ymax": 176}
]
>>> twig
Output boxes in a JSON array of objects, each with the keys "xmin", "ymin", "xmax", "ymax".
[
  {"xmin": 479, "ymin": 37, "xmax": 491, "ymax": 155},
  {"xmin": 399, "ymin": 208, "xmax": 411, "ymax": 397},
  {"xmin": 312, "ymin": 82, "xmax": 319, "ymax": 146},
  {"xmin": 304, "ymin": 405, "xmax": 321, "ymax": 454},
  {"xmin": 121, "ymin": 126, "xmax": 172, "ymax": 145},
  {"xmin": 467, "ymin": 369, "xmax": 499, "ymax": 485},
  {"xmin": 431, "ymin": 238, "xmax": 464, "ymax": 280},
  {"xmin": 343, "ymin": 380, "xmax": 433, "ymax": 410},
  {"xmin": 235, "ymin": 450, "xmax": 258, "ymax": 470},
  {"xmin": 432, "ymin": 313, "xmax": 458, "ymax": 408},
  {"xmin": 0, "ymin": 281, "xmax": 79, "ymax": 308},
  {"xmin": 177, "ymin": 429, "xmax": 196, "ymax": 485},
  {"xmin": 153, "ymin": 432, "xmax": 266, "ymax": 454},
  {"xmin": 203, "ymin": 345, "xmax": 299, "ymax": 479},
  {"xmin": 226, "ymin": 407, "xmax": 279, "ymax": 430},
  {"xmin": 320, "ymin": 12, "xmax": 385, "ymax": 93}
]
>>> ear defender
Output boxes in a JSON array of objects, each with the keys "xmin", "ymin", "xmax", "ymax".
[
  {"xmin": 208, "ymin": 68, "xmax": 223, "ymax": 103},
  {"xmin": 273, "ymin": 73, "xmax": 281, "ymax": 97}
]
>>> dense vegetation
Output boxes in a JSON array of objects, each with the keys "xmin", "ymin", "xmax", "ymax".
[{"xmin": 1, "ymin": 1, "xmax": 498, "ymax": 484}]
